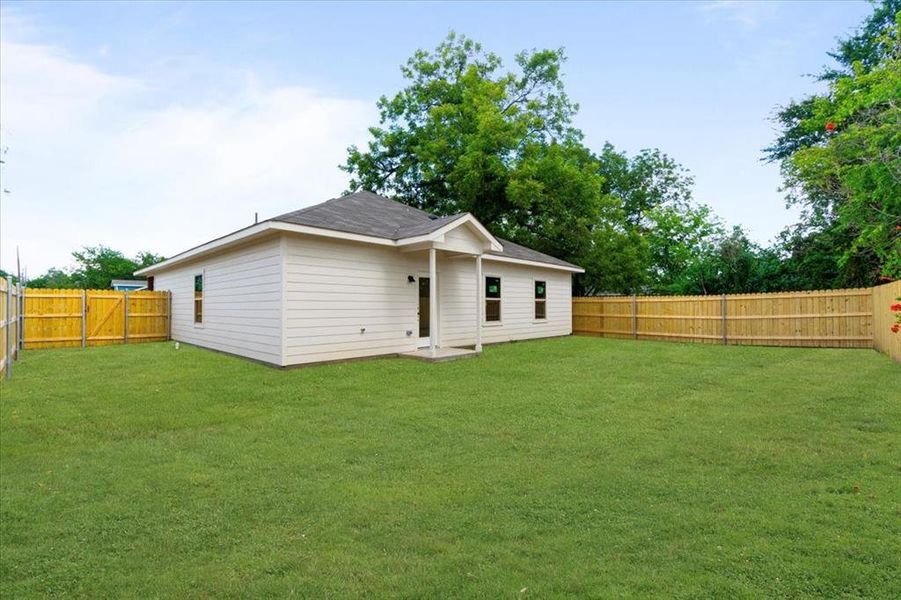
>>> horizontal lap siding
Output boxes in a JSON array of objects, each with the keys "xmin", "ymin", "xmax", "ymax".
[
  {"xmin": 441, "ymin": 260, "xmax": 572, "ymax": 347},
  {"xmin": 284, "ymin": 236, "xmax": 424, "ymax": 365},
  {"xmin": 153, "ymin": 237, "xmax": 283, "ymax": 364},
  {"xmin": 438, "ymin": 259, "xmax": 477, "ymax": 347}
]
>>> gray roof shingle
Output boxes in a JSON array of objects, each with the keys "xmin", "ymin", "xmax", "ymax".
[
  {"xmin": 272, "ymin": 191, "xmax": 580, "ymax": 270},
  {"xmin": 488, "ymin": 237, "xmax": 581, "ymax": 269}
]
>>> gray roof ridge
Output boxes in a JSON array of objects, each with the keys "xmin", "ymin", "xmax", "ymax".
[{"xmin": 391, "ymin": 212, "xmax": 469, "ymax": 239}]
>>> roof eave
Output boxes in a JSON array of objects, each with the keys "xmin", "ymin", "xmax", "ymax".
[
  {"xmin": 482, "ymin": 253, "xmax": 585, "ymax": 273},
  {"xmin": 395, "ymin": 213, "xmax": 503, "ymax": 251},
  {"xmin": 137, "ymin": 217, "xmax": 580, "ymax": 276}
]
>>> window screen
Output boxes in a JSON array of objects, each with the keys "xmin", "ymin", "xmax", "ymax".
[
  {"xmin": 535, "ymin": 280, "xmax": 546, "ymax": 319},
  {"xmin": 485, "ymin": 276, "xmax": 501, "ymax": 322},
  {"xmin": 194, "ymin": 274, "xmax": 203, "ymax": 324}
]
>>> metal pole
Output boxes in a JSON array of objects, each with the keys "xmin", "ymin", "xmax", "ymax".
[
  {"xmin": 5, "ymin": 277, "xmax": 12, "ymax": 379},
  {"xmin": 631, "ymin": 295, "xmax": 637, "ymax": 339},
  {"xmin": 81, "ymin": 290, "xmax": 87, "ymax": 348},
  {"xmin": 721, "ymin": 293, "xmax": 728, "ymax": 346},
  {"xmin": 124, "ymin": 290, "xmax": 130, "ymax": 344}
]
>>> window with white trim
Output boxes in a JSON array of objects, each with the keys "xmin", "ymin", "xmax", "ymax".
[
  {"xmin": 485, "ymin": 276, "xmax": 501, "ymax": 322},
  {"xmin": 535, "ymin": 280, "xmax": 547, "ymax": 319},
  {"xmin": 194, "ymin": 274, "xmax": 203, "ymax": 324}
]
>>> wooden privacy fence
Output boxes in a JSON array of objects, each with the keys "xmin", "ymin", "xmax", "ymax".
[
  {"xmin": 574, "ymin": 281, "xmax": 901, "ymax": 361},
  {"xmin": 23, "ymin": 289, "xmax": 171, "ymax": 349},
  {"xmin": 1, "ymin": 278, "xmax": 23, "ymax": 379},
  {"xmin": 872, "ymin": 280, "xmax": 901, "ymax": 362}
]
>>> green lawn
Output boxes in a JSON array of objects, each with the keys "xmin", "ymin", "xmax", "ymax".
[{"xmin": 1, "ymin": 338, "xmax": 899, "ymax": 598}]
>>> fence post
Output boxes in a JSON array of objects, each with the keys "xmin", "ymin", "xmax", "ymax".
[
  {"xmin": 721, "ymin": 293, "xmax": 727, "ymax": 345},
  {"xmin": 5, "ymin": 277, "xmax": 11, "ymax": 379},
  {"xmin": 124, "ymin": 290, "xmax": 129, "ymax": 344},
  {"xmin": 17, "ymin": 284, "xmax": 23, "ymax": 351},
  {"xmin": 81, "ymin": 290, "xmax": 87, "ymax": 348},
  {"xmin": 631, "ymin": 295, "xmax": 637, "ymax": 339},
  {"xmin": 11, "ymin": 284, "xmax": 18, "ymax": 360}
]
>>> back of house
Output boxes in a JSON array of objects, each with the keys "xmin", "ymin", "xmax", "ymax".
[{"xmin": 137, "ymin": 191, "xmax": 583, "ymax": 366}]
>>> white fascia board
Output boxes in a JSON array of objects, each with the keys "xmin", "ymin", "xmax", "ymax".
[
  {"xmin": 136, "ymin": 214, "xmax": 578, "ymax": 276},
  {"xmin": 396, "ymin": 213, "xmax": 503, "ymax": 251},
  {"xmin": 136, "ymin": 221, "xmax": 397, "ymax": 275},
  {"xmin": 481, "ymin": 253, "xmax": 585, "ymax": 273},
  {"xmin": 135, "ymin": 222, "xmax": 274, "ymax": 275}
]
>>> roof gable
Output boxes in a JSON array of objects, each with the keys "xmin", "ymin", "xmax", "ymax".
[
  {"xmin": 138, "ymin": 191, "xmax": 583, "ymax": 275},
  {"xmin": 273, "ymin": 191, "xmax": 443, "ymax": 240}
]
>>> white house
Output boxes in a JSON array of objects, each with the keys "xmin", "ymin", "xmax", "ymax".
[
  {"xmin": 110, "ymin": 279, "xmax": 148, "ymax": 291},
  {"xmin": 136, "ymin": 191, "xmax": 583, "ymax": 366}
]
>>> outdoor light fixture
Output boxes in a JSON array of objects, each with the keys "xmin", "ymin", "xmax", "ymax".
[{"xmin": 408, "ymin": 275, "xmax": 416, "ymax": 283}]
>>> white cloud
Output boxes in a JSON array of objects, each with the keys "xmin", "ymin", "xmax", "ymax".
[
  {"xmin": 699, "ymin": 0, "xmax": 781, "ymax": 29},
  {"xmin": 0, "ymin": 34, "xmax": 376, "ymax": 276}
]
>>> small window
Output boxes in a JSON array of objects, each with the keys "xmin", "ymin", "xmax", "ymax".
[
  {"xmin": 194, "ymin": 274, "xmax": 203, "ymax": 324},
  {"xmin": 535, "ymin": 280, "xmax": 547, "ymax": 320},
  {"xmin": 485, "ymin": 276, "xmax": 501, "ymax": 322}
]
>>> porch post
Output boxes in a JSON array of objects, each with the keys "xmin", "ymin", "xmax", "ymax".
[
  {"xmin": 429, "ymin": 247, "xmax": 437, "ymax": 354},
  {"xmin": 475, "ymin": 254, "xmax": 482, "ymax": 352}
]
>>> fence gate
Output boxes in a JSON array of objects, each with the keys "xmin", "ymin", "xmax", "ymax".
[{"xmin": 23, "ymin": 289, "xmax": 170, "ymax": 349}]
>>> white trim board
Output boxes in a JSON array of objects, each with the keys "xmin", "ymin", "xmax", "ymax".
[{"xmin": 137, "ymin": 218, "xmax": 581, "ymax": 276}]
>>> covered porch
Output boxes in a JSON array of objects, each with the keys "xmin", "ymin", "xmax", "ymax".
[
  {"xmin": 401, "ymin": 345, "xmax": 480, "ymax": 363},
  {"xmin": 396, "ymin": 215, "xmax": 502, "ymax": 360}
]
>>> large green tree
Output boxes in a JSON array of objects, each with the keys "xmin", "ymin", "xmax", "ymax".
[
  {"xmin": 595, "ymin": 144, "xmax": 722, "ymax": 293},
  {"xmin": 345, "ymin": 33, "xmax": 579, "ymax": 225},
  {"xmin": 345, "ymin": 33, "xmax": 721, "ymax": 295},
  {"xmin": 766, "ymin": 1, "xmax": 901, "ymax": 286},
  {"xmin": 343, "ymin": 33, "xmax": 617, "ymax": 288},
  {"xmin": 27, "ymin": 247, "xmax": 165, "ymax": 289}
]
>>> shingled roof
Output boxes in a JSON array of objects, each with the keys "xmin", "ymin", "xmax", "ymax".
[{"xmin": 272, "ymin": 191, "xmax": 580, "ymax": 270}]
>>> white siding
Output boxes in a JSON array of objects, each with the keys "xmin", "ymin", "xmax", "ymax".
[
  {"xmin": 440, "ymin": 259, "xmax": 573, "ymax": 347},
  {"xmin": 152, "ymin": 223, "xmax": 574, "ymax": 367},
  {"xmin": 436, "ymin": 224, "xmax": 488, "ymax": 255},
  {"xmin": 153, "ymin": 235, "xmax": 283, "ymax": 365},
  {"xmin": 283, "ymin": 235, "xmax": 426, "ymax": 365}
]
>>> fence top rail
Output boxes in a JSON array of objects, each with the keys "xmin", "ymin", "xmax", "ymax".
[
  {"xmin": 575, "ymin": 287, "xmax": 875, "ymax": 302},
  {"xmin": 23, "ymin": 288, "xmax": 169, "ymax": 297}
]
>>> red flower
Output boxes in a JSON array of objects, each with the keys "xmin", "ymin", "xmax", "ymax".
[
  {"xmin": 825, "ymin": 122, "xmax": 836, "ymax": 132},
  {"xmin": 891, "ymin": 303, "xmax": 901, "ymax": 312},
  {"xmin": 892, "ymin": 323, "xmax": 900, "ymax": 334}
]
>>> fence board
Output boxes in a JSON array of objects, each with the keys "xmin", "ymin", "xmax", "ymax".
[
  {"xmin": 574, "ymin": 287, "xmax": 880, "ymax": 351},
  {"xmin": 23, "ymin": 289, "xmax": 170, "ymax": 349},
  {"xmin": 872, "ymin": 281, "xmax": 901, "ymax": 363},
  {"xmin": 1, "ymin": 278, "xmax": 22, "ymax": 378}
]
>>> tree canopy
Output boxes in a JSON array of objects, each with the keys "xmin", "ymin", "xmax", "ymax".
[
  {"xmin": 27, "ymin": 247, "xmax": 164, "ymax": 289},
  {"xmin": 344, "ymin": 32, "xmax": 722, "ymax": 295},
  {"xmin": 766, "ymin": 1, "xmax": 900, "ymax": 286}
]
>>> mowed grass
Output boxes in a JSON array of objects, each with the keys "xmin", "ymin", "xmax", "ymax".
[{"xmin": 1, "ymin": 338, "xmax": 899, "ymax": 598}]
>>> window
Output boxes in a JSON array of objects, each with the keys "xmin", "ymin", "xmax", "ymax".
[
  {"xmin": 534, "ymin": 280, "xmax": 547, "ymax": 320},
  {"xmin": 146, "ymin": 276, "xmax": 154, "ymax": 291},
  {"xmin": 194, "ymin": 274, "xmax": 203, "ymax": 324},
  {"xmin": 485, "ymin": 276, "xmax": 501, "ymax": 322}
]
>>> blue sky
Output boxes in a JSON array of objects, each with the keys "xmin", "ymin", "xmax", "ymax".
[{"xmin": 0, "ymin": 1, "xmax": 873, "ymax": 275}]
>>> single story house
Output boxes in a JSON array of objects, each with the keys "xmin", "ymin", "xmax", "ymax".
[
  {"xmin": 111, "ymin": 279, "xmax": 148, "ymax": 291},
  {"xmin": 136, "ymin": 191, "xmax": 583, "ymax": 366}
]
